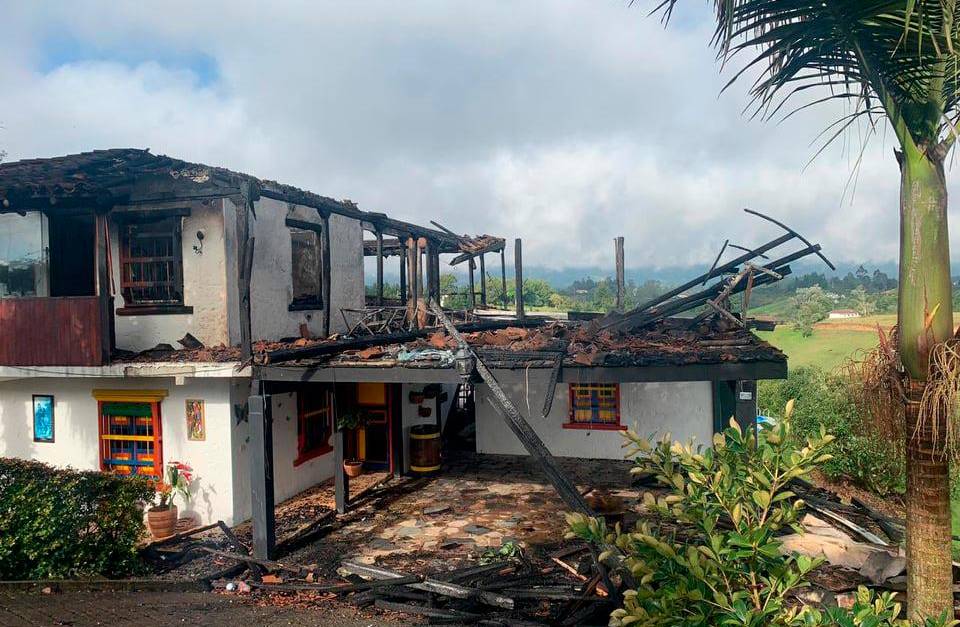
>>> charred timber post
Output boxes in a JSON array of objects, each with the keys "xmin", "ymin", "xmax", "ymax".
[
  {"xmin": 94, "ymin": 209, "xmax": 112, "ymax": 362},
  {"xmin": 334, "ymin": 426, "xmax": 349, "ymax": 514},
  {"xmin": 237, "ymin": 181, "xmax": 259, "ymax": 361},
  {"xmin": 514, "ymin": 238, "xmax": 525, "ymax": 320},
  {"xmin": 376, "ymin": 229, "xmax": 384, "ymax": 306},
  {"xmin": 408, "ymin": 238, "xmax": 419, "ymax": 329},
  {"xmin": 249, "ymin": 394, "xmax": 276, "ymax": 559},
  {"xmin": 425, "ymin": 239, "xmax": 436, "ymax": 305},
  {"xmin": 399, "ymin": 243, "xmax": 407, "ymax": 303},
  {"xmin": 467, "ymin": 257, "xmax": 476, "ymax": 311},
  {"xmin": 428, "ymin": 300, "xmax": 590, "ymax": 516},
  {"xmin": 320, "ymin": 211, "xmax": 332, "ymax": 338},
  {"xmin": 479, "ymin": 253, "xmax": 487, "ymax": 307},
  {"xmin": 615, "ymin": 236, "xmax": 625, "ymax": 313},
  {"xmin": 500, "ymin": 248, "xmax": 507, "ymax": 310}
]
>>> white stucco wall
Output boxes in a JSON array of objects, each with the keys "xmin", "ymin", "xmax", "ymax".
[
  {"xmin": 109, "ymin": 196, "xmax": 366, "ymax": 352},
  {"xmin": 225, "ymin": 196, "xmax": 365, "ymax": 343},
  {"xmin": 0, "ymin": 376, "xmax": 240, "ymax": 524},
  {"xmin": 228, "ymin": 385, "xmax": 336, "ymax": 524},
  {"xmin": 111, "ymin": 201, "xmax": 231, "ymax": 352},
  {"xmin": 474, "ymin": 371, "xmax": 714, "ymax": 460}
]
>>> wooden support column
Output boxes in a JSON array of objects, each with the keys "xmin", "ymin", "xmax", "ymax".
[
  {"xmin": 467, "ymin": 257, "xmax": 476, "ymax": 311},
  {"xmin": 615, "ymin": 236, "xmax": 625, "ymax": 313},
  {"xmin": 334, "ymin": 427, "xmax": 350, "ymax": 514},
  {"xmin": 408, "ymin": 237, "xmax": 419, "ymax": 329},
  {"xmin": 433, "ymin": 251, "xmax": 441, "ymax": 304},
  {"xmin": 94, "ymin": 210, "xmax": 112, "ymax": 363},
  {"xmin": 425, "ymin": 239, "xmax": 436, "ymax": 305},
  {"xmin": 237, "ymin": 182, "xmax": 258, "ymax": 362},
  {"xmin": 500, "ymin": 248, "xmax": 507, "ymax": 310},
  {"xmin": 320, "ymin": 211, "xmax": 332, "ymax": 338},
  {"xmin": 479, "ymin": 253, "xmax": 487, "ymax": 307},
  {"xmin": 376, "ymin": 229, "xmax": 384, "ymax": 306},
  {"xmin": 514, "ymin": 238, "xmax": 525, "ymax": 320},
  {"xmin": 391, "ymin": 384, "xmax": 404, "ymax": 479},
  {"xmin": 399, "ymin": 244, "xmax": 408, "ymax": 303},
  {"xmin": 734, "ymin": 380, "xmax": 758, "ymax": 435},
  {"xmin": 249, "ymin": 394, "xmax": 276, "ymax": 559}
]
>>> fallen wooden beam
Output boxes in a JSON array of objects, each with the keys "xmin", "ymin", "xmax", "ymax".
[
  {"xmin": 195, "ymin": 546, "xmax": 303, "ymax": 574},
  {"xmin": 251, "ymin": 574, "xmax": 422, "ymax": 594},
  {"xmin": 428, "ymin": 300, "xmax": 591, "ymax": 517},
  {"xmin": 373, "ymin": 599, "xmax": 480, "ymax": 621},
  {"xmin": 341, "ymin": 560, "xmax": 515, "ymax": 610}
]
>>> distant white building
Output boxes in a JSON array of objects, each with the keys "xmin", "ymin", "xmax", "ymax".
[{"xmin": 828, "ymin": 309, "xmax": 860, "ymax": 319}]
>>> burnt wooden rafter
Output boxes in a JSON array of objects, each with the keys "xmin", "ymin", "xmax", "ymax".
[{"xmin": 0, "ymin": 150, "xmax": 507, "ymax": 263}]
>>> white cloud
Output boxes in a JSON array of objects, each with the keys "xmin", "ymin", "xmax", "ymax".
[{"xmin": 0, "ymin": 1, "xmax": 954, "ymax": 273}]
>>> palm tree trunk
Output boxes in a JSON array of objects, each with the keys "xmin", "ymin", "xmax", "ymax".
[{"xmin": 897, "ymin": 146, "xmax": 954, "ymax": 623}]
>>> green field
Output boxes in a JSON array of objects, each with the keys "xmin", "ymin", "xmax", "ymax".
[
  {"xmin": 755, "ymin": 326, "xmax": 881, "ymax": 372},
  {"xmin": 755, "ymin": 312, "xmax": 960, "ymax": 371}
]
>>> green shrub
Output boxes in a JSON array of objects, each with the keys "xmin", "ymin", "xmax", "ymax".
[
  {"xmin": 568, "ymin": 409, "xmax": 832, "ymax": 625},
  {"xmin": 0, "ymin": 458, "xmax": 154, "ymax": 579},
  {"xmin": 566, "ymin": 410, "xmax": 953, "ymax": 626},
  {"xmin": 759, "ymin": 367, "xmax": 904, "ymax": 495}
]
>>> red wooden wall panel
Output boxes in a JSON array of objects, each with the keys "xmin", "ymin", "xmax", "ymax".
[{"xmin": 0, "ymin": 297, "xmax": 103, "ymax": 366}]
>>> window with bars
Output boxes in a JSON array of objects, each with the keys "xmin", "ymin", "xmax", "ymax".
[
  {"xmin": 119, "ymin": 217, "xmax": 185, "ymax": 310},
  {"xmin": 565, "ymin": 383, "xmax": 624, "ymax": 430},
  {"xmin": 296, "ymin": 387, "xmax": 333, "ymax": 465},
  {"xmin": 287, "ymin": 218, "xmax": 323, "ymax": 310},
  {"xmin": 98, "ymin": 401, "xmax": 163, "ymax": 477}
]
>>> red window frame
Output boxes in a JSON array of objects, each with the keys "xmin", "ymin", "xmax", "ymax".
[
  {"xmin": 295, "ymin": 388, "xmax": 334, "ymax": 466},
  {"xmin": 97, "ymin": 400, "xmax": 164, "ymax": 477},
  {"xmin": 564, "ymin": 383, "xmax": 625, "ymax": 431}
]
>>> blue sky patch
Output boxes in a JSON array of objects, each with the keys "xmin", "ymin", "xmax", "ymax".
[{"xmin": 38, "ymin": 29, "xmax": 218, "ymax": 86}]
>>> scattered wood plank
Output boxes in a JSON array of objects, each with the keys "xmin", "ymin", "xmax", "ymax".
[
  {"xmin": 196, "ymin": 547, "xmax": 303, "ymax": 574},
  {"xmin": 145, "ymin": 522, "xmax": 219, "ymax": 548},
  {"xmin": 373, "ymin": 599, "xmax": 480, "ymax": 621},
  {"xmin": 808, "ymin": 504, "xmax": 889, "ymax": 547},
  {"xmin": 341, "ymin": 561, "xmax": 514, "ymax": 610}
]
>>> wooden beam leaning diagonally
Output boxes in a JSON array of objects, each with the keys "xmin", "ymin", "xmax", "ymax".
[{"xmin": 427, "ymin": 300, "xmax": 590, "ymax": 516}]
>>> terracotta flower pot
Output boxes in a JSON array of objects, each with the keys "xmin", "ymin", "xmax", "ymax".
[
  {"xmin": 147, "ymin": 504, "xmax": 179, "ymax": 539},
  {"xmin": 343, "ymin": 460, "xmax": 364, "ymax": 478}
]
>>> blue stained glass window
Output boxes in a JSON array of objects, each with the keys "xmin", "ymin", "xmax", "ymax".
[{"xmin": 33, "ymin": 395, "xmax": 54, "ymax": 443}]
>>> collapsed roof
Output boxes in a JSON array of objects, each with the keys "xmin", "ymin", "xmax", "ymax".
[{"xmin": 0, "ymin": 148, "xmax": 504, "ymax": 258}]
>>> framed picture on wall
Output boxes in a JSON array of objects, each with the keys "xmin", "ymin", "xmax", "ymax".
[
  {"xmin": 186, "ymin": 399, "xmax": 205, "ymax": 441},
  {"xmin": 33, "ymin": 395, "xmax": 54, "ymax": 443}
]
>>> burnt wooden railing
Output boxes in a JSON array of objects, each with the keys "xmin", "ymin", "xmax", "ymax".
[{"xmin": 0, "ymin": 296, "xmax": 107, "ymax": 366}]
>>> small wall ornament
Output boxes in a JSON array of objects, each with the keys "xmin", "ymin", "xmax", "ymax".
[
  {"xmin": 33, "ymin": 395, "xmax": 54, "ymax": 443},
  {"xmin": 185, "ymin": 399, "xmax": 206, "ymax": 441}
]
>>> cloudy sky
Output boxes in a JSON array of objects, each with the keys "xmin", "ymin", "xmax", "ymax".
[{"xmin": 0, "ymin": 1, "xmax": 948, "ymax": 275}]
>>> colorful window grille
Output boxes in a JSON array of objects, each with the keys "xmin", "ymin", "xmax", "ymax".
[
  {"xmin": 565, "ymin": 383, "xmax": 624, "ymax": 430},
  {"xmin": 295, "ymin": 387, "xmax": 334, "ymax": 466},
  {"xmin": 93, "ymin": 390, "xmax": 166, "ymax": 477}
]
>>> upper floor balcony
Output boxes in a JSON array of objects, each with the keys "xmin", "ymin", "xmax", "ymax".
[{"xmin": 0, "ymin": 211, "xmax": 112, "ymax": 367}]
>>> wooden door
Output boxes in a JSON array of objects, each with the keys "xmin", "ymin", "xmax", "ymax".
[{"xmin": 357, "ymin": 383, "xmax": 392, "ymax": 471}]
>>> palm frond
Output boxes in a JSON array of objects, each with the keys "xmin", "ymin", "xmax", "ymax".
[{"xmin": 655, "ymin": 0, "xmax": 960, "ymax": 152}]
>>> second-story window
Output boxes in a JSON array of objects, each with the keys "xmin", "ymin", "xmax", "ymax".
[
  {"xmin": 119, "ymin": 216, "xmax": 187, "ymax": 313},
  {"xmin": 287, "ymin": 218, "xmax": 323, "ymax": 310}
]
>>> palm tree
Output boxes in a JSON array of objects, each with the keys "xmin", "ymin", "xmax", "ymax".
[{"xmin": 647, "ymin": 0, "xmax": 959, "ymax": 620}]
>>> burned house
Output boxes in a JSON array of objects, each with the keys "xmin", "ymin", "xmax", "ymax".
[{"xmin": 0, "ymin": 149, "xmax": 809, "ymax": 557}]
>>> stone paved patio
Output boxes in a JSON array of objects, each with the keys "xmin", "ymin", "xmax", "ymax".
[{"xmin": 282, "ymin": 452, "xmax": 638, "ymax": 574}]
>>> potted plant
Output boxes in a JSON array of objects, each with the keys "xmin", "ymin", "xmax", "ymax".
[
  {"xmin": 343, "ymin": 459, "xmax": 364, "ymax": 477},
  {"xmin": 147, "ymin": 461, "xmax": 194, "ymax": 539},
  {"xmin": 337, "ymin": 413, "xmax": 367, "ymax": 477}
]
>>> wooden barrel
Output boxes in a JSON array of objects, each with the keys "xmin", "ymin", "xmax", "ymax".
[{"xmin": 409, "ymin": 424, "xmax": 441, "ymax": 474}]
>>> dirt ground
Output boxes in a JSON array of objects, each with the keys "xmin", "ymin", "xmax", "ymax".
[{"xmin": 0, "ymin": 590, "xmax": 402, "ymax": 627}]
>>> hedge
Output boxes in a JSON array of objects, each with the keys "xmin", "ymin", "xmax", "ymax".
[{"xmin": 0, "ymin": 458, "xmax": 154, "ymax": 579}]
